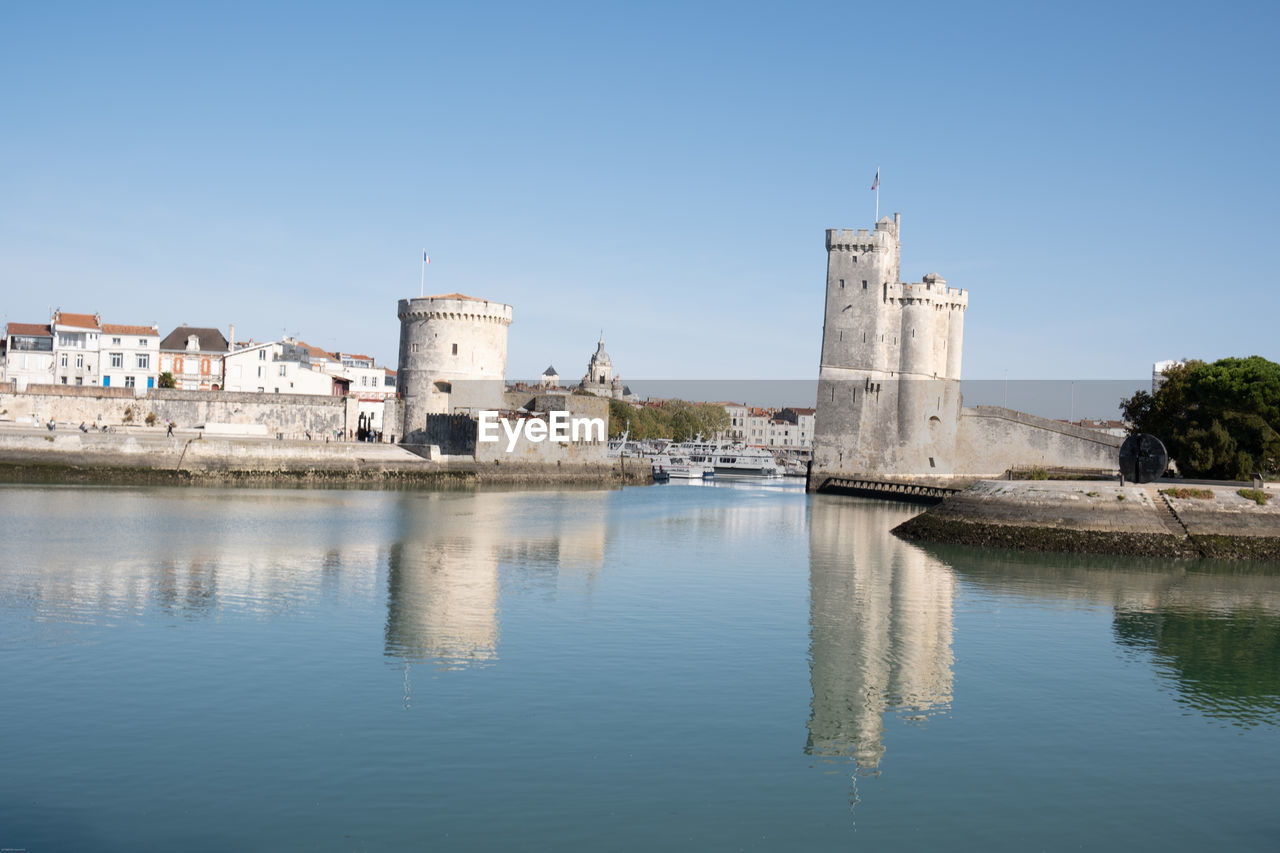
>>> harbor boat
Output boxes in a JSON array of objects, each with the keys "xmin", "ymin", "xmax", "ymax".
[
  {"xmin": 667, "ymin": 440, "xmax": 782, "ymax": 477},
  {"xmin": 780, "ymin": 458, "xmax": 809, "ymax": 477},
  {"xmin": 650, "ymin": 453, "xmax": 714, "ymax": 480}
]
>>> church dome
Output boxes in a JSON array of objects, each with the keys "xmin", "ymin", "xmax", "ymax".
[{"xmin": 590, "ymin": 339, "xmax": 612, "ymax": 367}]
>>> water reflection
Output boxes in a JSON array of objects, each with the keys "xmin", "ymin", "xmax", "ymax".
[
  {"xmin": 944, "ymin": 549, "xmax": 1280, "ymax": 727},
  {"xmin": 807, "ymin": 497, "xmax": 956, "ymax": 773},
  {"xmin": 384, "ymin": 490, "xmax": 608, "ymax": 669},
  {"xmin": 0, "ymin": 487, "xmax": 385, "ymax": 626}
]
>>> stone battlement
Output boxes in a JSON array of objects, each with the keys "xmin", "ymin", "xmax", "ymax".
[
  {"xmin": 886, "ymin": 280, "xmax": 968, "ymax": 306},
  {"xmin": 397, "ymin": 297, "xmax": 513, "ymax": 326},
  {"xmin": 825, "ymin": 227, "xmax": 896, "ymax": 252}
]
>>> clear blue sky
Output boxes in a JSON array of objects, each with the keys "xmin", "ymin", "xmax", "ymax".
[{"xmin": 3, "ymin": 0, "xmax": 1277, "ymax": 383}]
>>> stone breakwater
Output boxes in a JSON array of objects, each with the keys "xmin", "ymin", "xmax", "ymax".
[
  {"xmin": 893, "ymin": 480, "xmax": 1280, "ymax": 561},
  {"xmin": 0, "ymin": 426, "xmax": 646, "ymax": 487}
]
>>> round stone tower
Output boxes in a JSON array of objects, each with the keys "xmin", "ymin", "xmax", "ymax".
[{"xmin": 396, "ymin": 293, "xmax": 513, "ymax": 443}]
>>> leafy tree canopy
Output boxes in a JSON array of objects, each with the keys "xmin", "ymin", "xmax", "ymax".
[
  {"xmin": 608, "ymin": 398, "xmax": 729, "ymax": 442},
  {"xmin": 1121, "ymin": 356, "xmax": 1280, "ymax": 479}
]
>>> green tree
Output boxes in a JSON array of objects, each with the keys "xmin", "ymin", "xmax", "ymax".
[
  {"xmin": 158, "ymin": 371, "xmax": 176, "ymax": 389},
  {"xmin": 606, "ymin": 398, "xmax": 731, "ymax": 441},
  {"xmin": 1121, "ymin": 356, "xmax": 1280, "ymax": 479}
]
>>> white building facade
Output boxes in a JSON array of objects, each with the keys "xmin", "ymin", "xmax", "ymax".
[
  {"xmin": 52, "ymin": 311, "xmax": 102, "ymax": 387},
  {"xmin": 222, "ymin": 339, "xmax": 337, "ymax": 395},
  {"xmin": 101, "ymin": 324, "xmax": 160, "ymax": 391},
  {"xmin": 723, "ymin": 404, "xmax": 815, "ymax": 454},
  {"xmin": 2, "ymin": 323, "xmax": 55, "ymax": 390}
]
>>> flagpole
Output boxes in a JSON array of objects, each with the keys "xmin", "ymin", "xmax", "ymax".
[
  {"xmin": 419, "ymin": 250, "xmax": 425, "ymax": 298},
  {"xmin": 875, "ymin": 165, "xmax": 880, "ymax": 223}
]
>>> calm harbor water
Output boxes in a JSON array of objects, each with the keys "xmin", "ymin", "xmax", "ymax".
[{"xmin": 2, "ymin": 481, "xmax": 1278, "ymax": 851}]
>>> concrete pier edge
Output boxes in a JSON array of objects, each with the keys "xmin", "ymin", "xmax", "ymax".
[{"xmin": 892, "ymin": 479, "xmax": 1280, "ymax": 561}]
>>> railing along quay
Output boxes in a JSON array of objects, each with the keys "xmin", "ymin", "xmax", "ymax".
[{"xmin": 817, "ymin": 476, "xmax": 960, "ymax": 504}]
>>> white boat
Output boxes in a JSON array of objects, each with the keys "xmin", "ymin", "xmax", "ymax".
[
  {"xmin": 667, "ymin": 440, "xmax": 782, "ymax": 477},
  {"xmin": 650, "ymin": 453, "xmax": 714, "ymax": 480},
  {"xmin": 780, "ymin": 458, "xmax": 809, "ymax": 477}
]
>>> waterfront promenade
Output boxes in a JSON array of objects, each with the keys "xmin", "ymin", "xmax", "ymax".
[{"xmin": 0, "ymin": 420, "xmax": 638, "ymax": 485}]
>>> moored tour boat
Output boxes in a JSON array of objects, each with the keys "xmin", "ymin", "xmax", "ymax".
[
  {"xmin": 667, "ymin": 440, "xmax": 782, "ymax": 477},
  {"xmin": 650, "ymin": 454, "xmax": 713, "ymax": 480}
]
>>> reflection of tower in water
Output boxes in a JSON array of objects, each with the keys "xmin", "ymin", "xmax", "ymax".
[
  {"xmin": 384, "ymin": 491, "xmax": 609, "ymax": 670},
  {"xmin": 807, "ymin": 498, "xmax": 955, "ymax": 773},
  {"xmin": 386, "ymin": 494, "xmax": 503, "ymax": 668}
]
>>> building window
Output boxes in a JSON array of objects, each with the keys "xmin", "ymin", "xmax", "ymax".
[
  {"xmin": 452, "ymin": 343, "xmax": 458, "ymax": 355},
  {"xmin": 257, "ymin": 366, "xmax": 264, "ymax": 378},
  {"xmin": 279, "ymin": 365, "xmax": 287, "ymax": 376},
  {"xmin": 60, "ymin": 353, "xmax": 68, "ymax": 367},
  {"xmin": 174, "ymin": 357, "xmax": 184, "ymax": 374},
  {"xmin": 75, "ymin": 354, "xmax": 84, "ymax": 368},
  {"xmin": 125, "ymin": 376, "xmax": 135, "ymax": 388},
  {"xmin": 839, "ymin": 279, "xmax": 845, "ymax": 289},
  {"xmin": 862, "ymin": 280, "xmax": 868, "ymax": 289},
  {"xmin": 60, "ymin": 377, "xmax": 68, "ymax": 385},
  {"xmin": 138, "ymin": 338, "xmax": 147, "ymax": 347},
  {"xmin": 259, "ymin": 349, "xmax": 266, "ymax": 360},
  {"xmin": 110, "ymin": 352, "xmax": 123, "ymax": 368},
  {"xmin": 411, "ymin": 343, "xmax": 419, "ymax": 353},
  {"xmin": 112, "ymin": 337, "xmax": 121, "ymax": 345},
  {"xmin": 137, "ymin": 353, "xmax": 149, "ymax": 369}
]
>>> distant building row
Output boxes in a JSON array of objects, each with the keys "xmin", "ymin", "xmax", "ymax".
[
  {"xmin": 1, "ymin": 311, "xmax": 394, "ymax": 398},
  {"xmin": 722, "ymin": 404, "xmax": 816, "ymax": 453}
]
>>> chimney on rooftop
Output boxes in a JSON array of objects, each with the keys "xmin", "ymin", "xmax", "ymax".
[{"xmin": 228, "ymin": 323, "xmax": 236, "ymax": 351}]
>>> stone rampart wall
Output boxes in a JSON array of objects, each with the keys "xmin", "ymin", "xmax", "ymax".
[
  {"xmin": 0, "ymin": 387, "xmax": 399, "ymax": 441},
  {"xmin": 955, "ymin": 406, "xmax": 1122, "ymax": 477},
  {"xmin": 0, "ymin": 431, "xmax": 422, "ymax": 471}
]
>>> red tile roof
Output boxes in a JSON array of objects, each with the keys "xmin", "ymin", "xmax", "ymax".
[
  {"xmin": 53, "ymin": 312, "xmax": 100, "ymax": 330},
  {"xmin": 428, "ymin": 293, "xmax": 485, "ymax": 301},
  {"xmin": 6, "ymin": 322, "xmax": 52, "ymax": 337},
  {"xmin": 102, "ymin": 323, "xmax": 159, "ymax": 336},
  {"xmin": 296, "ymin": 340, "xmax": 338, "ymax": 361}
]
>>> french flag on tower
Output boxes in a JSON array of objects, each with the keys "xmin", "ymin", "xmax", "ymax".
[
  {"xmin": 424, "ymin": 251, "xmax": 430, "ymax": 264},
  {"xmin": 870, "ymin": 169, "xmax": 879, "ymax": 191}
]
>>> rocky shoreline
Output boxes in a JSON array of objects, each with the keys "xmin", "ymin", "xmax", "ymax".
[{"xmin": 892, "ymin": 480, "xmax": 1280, "ymax": 561}]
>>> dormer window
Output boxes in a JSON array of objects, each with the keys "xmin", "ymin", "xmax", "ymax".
[{"xmin": 187, "ymin": 335, "xmax": 200, "ymax": 352}]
